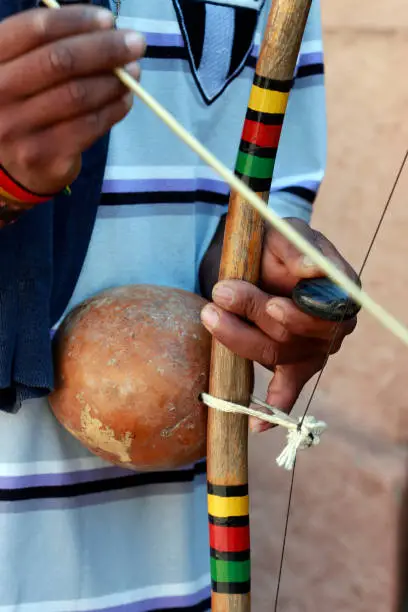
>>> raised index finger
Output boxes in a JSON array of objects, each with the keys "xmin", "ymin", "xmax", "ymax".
[{"xmin": 0, "ymin": 5, "xmax": 114, "ymax": 64}]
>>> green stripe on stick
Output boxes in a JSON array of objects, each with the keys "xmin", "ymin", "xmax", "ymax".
[
  {"xmin": 210, "ymin": 558, "xmax": 251, "ymax": 583},
  {"xmin": 235, "ymin": 150, "xmax": 275, "ymax": 179}
]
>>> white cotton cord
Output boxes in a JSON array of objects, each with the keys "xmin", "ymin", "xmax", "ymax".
[
  {"xmin": 275, "ymin": 415, "xmax": 327, "ymax": 470},
  {"xmin": 251, "ymin": 395, "xmax": 298, "ymax": 428},
  {"xmin": 201, "ymin": 393, "xmax": 327, "ymax": 471},
  {"xmin": 202, "ymin": 393, "xmax": 295, "ymax": 428}
]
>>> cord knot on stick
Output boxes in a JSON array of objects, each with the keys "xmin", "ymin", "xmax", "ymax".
[
  {"xmin": 275, "ymin": 414, "xmax": 327, "ymax": 470},
  {"xmin": 201, "ymin": 393, "xmax": 327, "ymax": 471}
]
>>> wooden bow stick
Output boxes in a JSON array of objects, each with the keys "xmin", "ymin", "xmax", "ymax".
[{"xmin": 206, "ymin": 1, "xmax": 312, "ymax": 610}]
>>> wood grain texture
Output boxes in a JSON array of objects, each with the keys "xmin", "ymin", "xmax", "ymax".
[{"xmin": 207, "ymin": 1, "xmax": 312, "ymax": 611}]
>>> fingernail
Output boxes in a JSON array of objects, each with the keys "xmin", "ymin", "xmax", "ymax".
[
  {"xmin": 123, "ymin": 92, "xmax": 134, "ymax": 109},
  {"xmin": 212, "ymin": 283, "xmax": 234, "ymax": 306},
  {"xmin": 302, "ymin": 255, "xmax": 318, "ymax": 269},
  {"xmin": 95, "ymin": 9, "xmax": 115, "ymax": 27},
  {"xmin": 250, "ymin": 419, "xmax": 266, "ymax": 433},
  {"xmin": 124, "ymin": 32, "xmax": 146, "ymax": 54},
  {"xmin": 124, "ymin": 62, "xmax": 142, "ymax": 81},
  {"xmin": 266, "ymin": 302, "xmax": 284, "ymax": 323},
  {"xmin": 201, "ymin": 306, "xmax": 220, "ymax": 331}
]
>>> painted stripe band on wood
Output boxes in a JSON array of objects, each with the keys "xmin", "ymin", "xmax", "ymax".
[
  {"xmin": 242, "ymin": 120, "xmax": 282, "ymax": 148},
  {"xmin": 207, "ymin": 494, "xmax": 249, "ymax": 518},
  {"xmin": 210, "ymin": 558, "xmax": 250, "ymax": 583},
  {"xmin": 238, "ymin": 142, "xmax": 277, "ymax": 158},
  {"xmin": 211, "ymin": 580, "xmax": 251, "ymax": 595},
  {"xmin": 234, "ymin": 173, "xmax": 273, "ymax": 193},
  {"xmin": 208, "ymin": 514, "xmax": 249, "ymax": 528},
  {"xmin": 235, "ymin": 151, "xmax": 275, "ymax": 179},
  {"xmin": 207, "ymin": 483, "xmax": 248, "ymax": 497},
  {"xmin": 209, "ymin": 523, "xmax": 250, "ymax": 552},
  {"xmin": 248, "ymin": 85, "xmax": 289, "ymax": 115},
  {"xmin": 252, "ymin": 73, "xmax": 293, "ymax": 92},
  {"xmin": 210, "ymin": 548, "xmax": 250, "ymax": 563},
  {"xmin": 245, "ymin": 108, "xmax": 284, "ymax": 126}
]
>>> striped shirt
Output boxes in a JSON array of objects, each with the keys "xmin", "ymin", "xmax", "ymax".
[{"xmin": 0, "ymin": 1, "xmax": 326, "ymax": 610}]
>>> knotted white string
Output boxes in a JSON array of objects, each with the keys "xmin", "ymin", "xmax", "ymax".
[{"xmin": 201, "ymin": 393, "xmax": 327, "ymax": 470}]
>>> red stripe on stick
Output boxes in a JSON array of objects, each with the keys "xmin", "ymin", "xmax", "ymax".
[
  {"xmin": 242, "ymin": 120, "xmax": 282, "ymax": 149},
  {"xmin": 209, "ymin": 524, "xmax": 250, "ymax": 552}
]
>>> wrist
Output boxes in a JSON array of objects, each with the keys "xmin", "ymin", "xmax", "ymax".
[
  {"xmin": 0, "ymin": 163, "xmax": 55, "ymax": 207},
  {"xmin": 0, "ymin": 164, "xmax": 71, "ymax": 228}
]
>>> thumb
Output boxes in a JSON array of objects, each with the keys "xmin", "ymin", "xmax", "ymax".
[{"xmin": 249, "ymin": 360, "xmax": 322, "ymax": 433}]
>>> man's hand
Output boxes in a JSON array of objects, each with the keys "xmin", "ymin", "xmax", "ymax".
[
  {"xmin": 0, "ymin": 5, "xmax": 145, "ymax": 195},
  {"xmin": 200, "ymin": 218, "xmax": 358, "ymax": 431}
]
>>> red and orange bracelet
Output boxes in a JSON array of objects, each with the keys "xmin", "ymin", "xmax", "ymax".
[
  {"xmin": 0, "ymin": 164, "xmax": 55, "ymax": 206},
  {"xmin": 0, "ymin": 164, "xmax": 70, "ymax": 228}
]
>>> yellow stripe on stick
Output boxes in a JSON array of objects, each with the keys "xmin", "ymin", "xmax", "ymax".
[
  {"xmin": 207, "ymin": 494, "xmax": 249, "ymax": 518},
  {"xmin": 248, "ymin": 85, "xmax": 289, "ymax": 115}
]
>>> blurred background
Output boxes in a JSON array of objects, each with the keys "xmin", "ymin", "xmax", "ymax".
[{"xmin": 251, "ymin": 1, "xmax": 408, "ymax": 610}]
